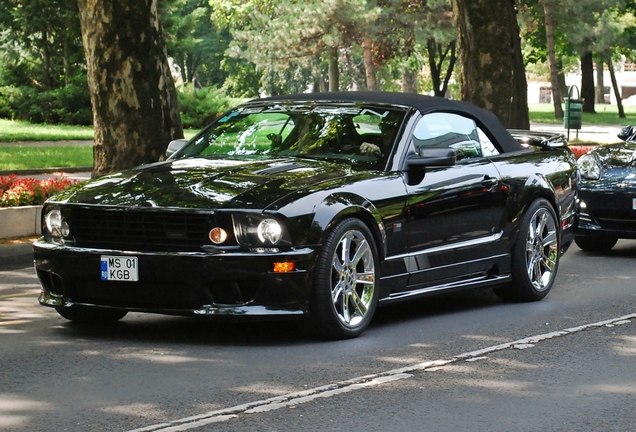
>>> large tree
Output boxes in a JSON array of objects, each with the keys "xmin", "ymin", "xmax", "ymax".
[
  {"xmin": 77, "ymin": 0, "xmax": 183, "ymax": 176},
  {"xmin": 452, "ymin": 0, "xmax": 529, "ymax": 129}
]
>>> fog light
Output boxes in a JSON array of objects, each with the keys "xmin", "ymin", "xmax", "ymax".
[
  {"xmin": 209, "ymin": 227, "xmax": 228, "ymax": 244},
  {"xmin": 273, "ymin": 262, "xmax": 296, "ymax": 273}
]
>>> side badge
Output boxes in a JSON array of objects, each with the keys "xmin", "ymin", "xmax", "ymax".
[{"xmin": 392, "ymin": 222, "xmax": 402, "ymax": 232}]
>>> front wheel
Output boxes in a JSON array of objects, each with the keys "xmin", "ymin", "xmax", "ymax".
[
  {"xmin": 308, "ymin": 218, "xmax": 380, "ymax": 339},
  {"xmin": 56, "ymin": 306, "xmax": 128, "ymax": 323},
  {"xmin": 494, "ymin": 199, "xmax": 560, "ymax": 302}
]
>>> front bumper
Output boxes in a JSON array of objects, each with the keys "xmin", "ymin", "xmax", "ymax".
[
  {"xmin": 34, "ymin": 239, "xmax": 316, "ymax": 317},
  {"xmin": 577, "ymin": 188, "xmax": 636, "ymax": 239}
]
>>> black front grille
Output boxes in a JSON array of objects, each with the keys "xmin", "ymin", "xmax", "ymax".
[{"xmin": 70, "ymin": 208, "xmax": 212, "ymax": 252}]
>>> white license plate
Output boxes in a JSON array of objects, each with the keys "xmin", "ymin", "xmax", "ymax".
[
  {"xmin": 633, "ymin": 198, "xmax": 636, "ymax": 210},
  {"xmin": 101, "ymin": 255, "xmax": 138, "ymax": 281}
]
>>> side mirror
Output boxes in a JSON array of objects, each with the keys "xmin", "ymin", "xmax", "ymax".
[
  {"xmin": 406, "ymin": 147, "xmax": 456, "ymax": 168},
  {"xmin": 617, "ymin": 125, "xmax": 634, "ymax": 142},
  {"xmin": 165, "ymin": 139, "xmax": 188, "ymax": 158}
]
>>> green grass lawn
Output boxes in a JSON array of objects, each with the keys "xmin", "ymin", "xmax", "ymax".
[
  {"xmin": 0, "ymin": 119, "xmax": 95, "ymax": 142},
  {"xmin": 528, "ymin": 103, "xmax": 636, "ymax": 125},
  {"xmin": 0, "ymin": 146, "xmax": 94, "ymax": 171}
]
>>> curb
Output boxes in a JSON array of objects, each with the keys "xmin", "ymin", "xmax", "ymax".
[{"xmin": 0, "ymin": 205, "xmax": 42, "ymax": 239}]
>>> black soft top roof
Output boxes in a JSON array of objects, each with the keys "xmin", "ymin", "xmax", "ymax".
[{"xmin": 255, "ymin": 91, "xmax": 523, "ymax": 153}]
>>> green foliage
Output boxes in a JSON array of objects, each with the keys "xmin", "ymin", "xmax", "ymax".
[
  {"xmin": 177, "ymin": 86, "xmax": 246, "ymax": 129},
  {"xmin": 0, "ymin": 0, "xmax": 84, "ymax": 90},
  {"xmin": 0, "ymin": 86, "xmax": 21, "ymax": 119},
  {"xmin": 8, "ymin": 83, "xmax": 92, "ymax": 125}
]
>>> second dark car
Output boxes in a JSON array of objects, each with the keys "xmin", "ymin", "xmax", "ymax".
[
  {"xmin": 34, "ymin": 92, "xmax": 579, "ymax": 339},
  {"xmin": 576, "ymin": 125, "xmax": 636, "ymax": 251}
]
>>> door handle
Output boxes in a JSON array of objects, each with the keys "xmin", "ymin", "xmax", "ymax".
[{"xmin": 481, "ymin": 176, "xmax": 498, "ymax": 189}]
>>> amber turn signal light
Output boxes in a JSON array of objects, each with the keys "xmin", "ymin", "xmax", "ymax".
[{"xmin": 273, "ymin": 262, "xmax": 296, "ymax": 273}]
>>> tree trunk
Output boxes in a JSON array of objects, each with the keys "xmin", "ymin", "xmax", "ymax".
[
  {"xmin": 580, "ymin": 52, "xmax": 596, "ymax": 113},
  {"xmin": 452, "ymin": 0, "xmax": 529, "ymax": 128},
  {"xmin": 557, "ymin": 57, "xmax": 567, "ymax": 98},
  {"xmin": 595, "ymin": 59, "xmax": 605, "ymax": 104},
  {"xmin": 542, "ymin": 0, "xmax": 563, "ymax": 119},
  {"xmin": 77, "ymin": 0, "xmax": 183, "ymax": 177},
  {"xmin": 427, "ymin": 38, "xmax": 457, "ymax": 97},
  {"xmin": 607, "ymin": 57, "xmax": 625, "ymax": 118},
  {"xmin": 362, "ymin": 38, "xmax": 377, "ymax": 91},
  {"xmin": 401, "ymin": 65, "xmax": 419, "ymax": 94},
  {"xmin": 328, "ymin": 47, "xmax": 340, "ymax": 92}
]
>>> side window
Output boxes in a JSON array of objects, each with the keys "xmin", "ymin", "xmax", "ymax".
[
  {"xmin": 477, "ymin": 127, "xmax": 500, "ymax": 157},
  {"xmin": 413, "ymin": 113, "xmax": 482, "ymax": 160}
]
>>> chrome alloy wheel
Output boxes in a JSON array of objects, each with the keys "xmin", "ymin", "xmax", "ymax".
[
  {"xmin": 525, "ymin": 207, "xmax": 559, "ymax": 291},
  {"xmin": 330, "ymin": 229, "xmax": 376, "ymax": 327}
]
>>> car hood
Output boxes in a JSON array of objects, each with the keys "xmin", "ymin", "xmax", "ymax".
[
  {"xmin": 594, "ymin": 142, "xmax": 636, "ymax": 169},
  {"xmin": 583, "ymin": 142, "xmax": 636, "ymax": 189},
  {"xmin": 50, "ymin": 157, "xmax": 355, "ymax": 210}
]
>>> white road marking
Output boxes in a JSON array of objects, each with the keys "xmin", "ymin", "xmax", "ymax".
[{"xmin": 127, "ymin": 314, "xmax": 636, "ymax": 432}]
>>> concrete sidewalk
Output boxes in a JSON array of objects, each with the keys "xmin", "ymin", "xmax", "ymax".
[{"xmin": 530, "ymin": 123, "xmax": 623, "ymax": 144}]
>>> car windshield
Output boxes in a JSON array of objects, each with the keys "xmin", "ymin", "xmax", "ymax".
[{"xmin": 173, "ymin": 102, "xmax": 408, "ymax": 169}]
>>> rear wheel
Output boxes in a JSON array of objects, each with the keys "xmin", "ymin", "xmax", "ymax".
[
  {"xmin": 55, "ymin": 306, "xmax": 127, "ymax": 323},
  {"xmin": 494, "ymin": 199, "xmax": 559, "ymax": 302},
  {"xmin": 574, "ymin": 235, "xmax": 617, "ymax": 252},
  {"xmin": 308, "ymin": 218, "xmax": 379, "ymax": 339}
]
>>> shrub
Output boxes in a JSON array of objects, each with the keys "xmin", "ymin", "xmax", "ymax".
[
  {"xmin": 9, "ymin": 84, "xmax": 92, "ymax": 126},
  {"xmin": 177, "ymin": 86, "xmax": 244, "ymax": 129},
  {"xmin": 0, "ymin": 174, "xmax": 79, "ymax": 207},
  {"xmin": 0, "ymin": 86, "xmax": 22, "ymax": 119}
]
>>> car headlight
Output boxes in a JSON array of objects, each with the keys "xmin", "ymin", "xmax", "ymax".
[
  {"xmin": 232, "ymin": 214, "xmax": 291, "ymax": 247},
  {"xmin": 43, "ymin": 208, "xmax": 70, "ymax": 238},
  {"xmin": 577, "ymin": 153, "xmax": 601, "ymax": 180}
]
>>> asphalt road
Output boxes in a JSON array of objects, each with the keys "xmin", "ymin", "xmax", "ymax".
[{"xmin": 1, "ymin": 241, "xmax": 635, "ymax": 432}]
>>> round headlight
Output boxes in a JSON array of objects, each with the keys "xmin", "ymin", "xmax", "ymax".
[
  {"xmin": 257, "ymin": 219, "xmax": 282, "ymax": 244},
  {"xmin": 577, "ymin": 153, "xmax": 601, "ymax": 180},
  {"xmin": 44, "ymin": 209, "xmax": 66, "ymax": 238}
]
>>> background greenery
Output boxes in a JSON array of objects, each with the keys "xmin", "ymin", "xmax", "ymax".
[{"xmin": 1, "ymin": 0, "xmax": 635, "ymax": 131}]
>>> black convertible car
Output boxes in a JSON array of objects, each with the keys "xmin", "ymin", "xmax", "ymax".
[
  {"xmin": 34, "ymin": 92, "xmax": 579, "ymax": 339},
  {"xmin": 575, "ymin": 125, "xmax": 636, "ymax": 251}
]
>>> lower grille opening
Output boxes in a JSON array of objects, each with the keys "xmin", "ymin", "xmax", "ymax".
[
  {"xmin": 37, "ymin": 270, "xmax": 65, "ymax": 295},
  {"xmin": 207, "ymin": 281, "xmax": 259, "ymax": 305}
]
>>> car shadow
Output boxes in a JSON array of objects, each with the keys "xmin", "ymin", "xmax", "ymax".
[
  {"xmin": 572, "ymin": 240, "xmax": 636, "ymax": 258},
  {"xmin": 49, "ymin": 287, "xmax": 505, "ymax": 346},
  {"xmin": 372, "ymin": 286, "xmax": 504, "ymax": 328}
]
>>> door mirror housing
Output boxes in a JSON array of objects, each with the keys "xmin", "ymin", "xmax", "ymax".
[{"xmin": 165, "ymin": 139, "xmax": 188, "ymax": 158}]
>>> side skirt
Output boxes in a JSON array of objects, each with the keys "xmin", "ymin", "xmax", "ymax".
[{"xmin": 378, "ymin": 273, "xmax": 511, "ymax": 305}]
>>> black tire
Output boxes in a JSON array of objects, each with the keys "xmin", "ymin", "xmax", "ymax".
[
  {"xmin": 308, "ymin": 218, "xmax": 380, "ymax": 339},
  {"xmin": 494, "ymin": 199, "xmax": 560, "ymax": 302},
  {"xmin": 574, "ymin": 235, "xmax": 617, "ymax": 252},
  {"xmin": 55, "ymin": 306, "xmax": 127, "ymax": 323}
]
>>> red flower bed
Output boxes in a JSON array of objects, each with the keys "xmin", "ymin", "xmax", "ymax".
[
  {"xmin": 0, "ymin": 174, "xmax": 79, "ymax": 207},
  {"xmin": 569, "ymin": 144, "xmax": 598, "ymax": 159}
]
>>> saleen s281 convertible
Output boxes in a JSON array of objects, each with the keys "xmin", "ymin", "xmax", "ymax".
[{"xmin": 34, "ymin": 92, "xmax": 579, "ymax": 339}]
